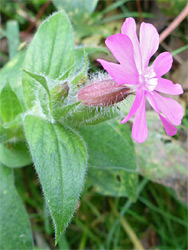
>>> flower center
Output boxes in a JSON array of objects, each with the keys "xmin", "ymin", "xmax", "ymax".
[{"xmin": 139, "ymin": 67, "xmax": 158, "ymax": 92}]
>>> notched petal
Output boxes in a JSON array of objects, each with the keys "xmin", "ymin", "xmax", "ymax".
[
  {"xmin": 140, "ymin": 22, "xmax": 159, "ymax": 69},
  {"xmin": 150, "ymin": 52, "xmax": 173, "ymax": 77},
  {"xmin": 97, "ymin": 59, "xmax": 139, "ymax": 85}
]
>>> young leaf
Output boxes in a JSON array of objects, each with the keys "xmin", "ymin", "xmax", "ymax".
[
  {"xmin": 79, "ymin": 119, "xmax": 138, "ymax": 200},
  {"xmin": 0, "ymin": 164, "xmax": 33, "ymax": 249},
  {"xmin": 0, "ymin": 81, "xmax": 22, "ymax": 123},
  {"xmin": 23, "ymin": 70, "xmax": 50, "ymax": 97},
  {"xmin": 53, "ymin": 101, "xmax": 81, "ymax": 120},
  {"xmin": 22, "ymin": 70, "xmax": 52, "ymax": 117},
  {"xmin": 23, "ymin": 11, "xmax": 74, "ymax": 79},
  {"xmin": 62, "ymin": 104, "xmax": 119, "ymax": 127},
  {"xmin": 0, "ymin": 141, "xmax": 32, "ymax": 168},
  {"xmin": 22, "ymin": 71, "xmax": 39, "ymax": 110},
  {"xmin": 24, "ymin": 115, "xmax": 87, "ymax": 243},
  {"xmin": 71, "ymin": 49, "xmax": 88, "ymax": 85}
]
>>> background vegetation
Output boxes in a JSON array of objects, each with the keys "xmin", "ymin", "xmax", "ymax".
[{"xmin": 0, "ymin": 0, "xmax": 188, "ymax": 249}]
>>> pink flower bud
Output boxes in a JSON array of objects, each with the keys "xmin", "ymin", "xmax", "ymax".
[{"xmin": 78, "ymin": 79, "xmax": 130, "ymax": 106}]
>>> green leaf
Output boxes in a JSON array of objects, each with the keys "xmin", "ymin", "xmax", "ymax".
[
  {"xmin": 0, "ymin": 164, "xmax": 33, "ymax": 249},
  {"xmin": 52, "ymin": 0, "xmax": 98, "ymax": 20},
  {"xmin": 0, "ymin": 141, "xmax": 32, "ymax": 168},
  {"xmin": 71, "ymin": 49, "xmax": 88, "ymax": 85},
  {"xmin": 24, "ymin": 11, "xmax": 74, "ymax": 79},
  {"xmin": 0, "ymin": 116, "xmax": 26, "ymax": 143},
  {"xmin": 53, "ymin": 101, "xmax": 81, "ymax": 120},
  {"xmin": 0, "ymin": 81, "xmax": 22, "ymax": 123},
  {"xmin": 62, "ymin": 104, "xmax": 119, "ymax": 127},
  {"xmin": 22, "ymin": 71, "xmax": 39, "ymax": 110},
  {"xmin": 0, "ymin": 51, "xmax": 25, "ymax": 107},
  {"xmin": 0, "ymin": 51, "xmax": 25, "ymax": 91},
  {"xmin": 24, "ymin": 115, "xmax": 87, "ymax": 243},
  {"xmin": 22, "ymin": 70, "xmax": 52, "ymax": 118},
  {"xmin": 87, "ymin": 168, "xmax": 137, "ymax": 199},
  {"xmin": 23, "ymin": 70, "xmax": 50, "ymax": 97},
  {"xmin": 6, "ymin": 20, "xmax": 20, "ymax": 59},
  {"xmin": 80, "ymin": 119, "xmax": 138, "ymax": 200},
  {"xmin": 80, "ymin": 119, "xmax": 136, "ymax": 171},
  {"xmin": 0, "ymin": 125, "xmax": 13, "ymax": 143}
]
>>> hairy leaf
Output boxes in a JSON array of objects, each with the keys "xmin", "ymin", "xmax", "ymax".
[
  {"xmin": 24, "ymin": 115, "xmax": 87, "ymax": 243},
  {"xmin": 80, "ymin": 119, "xmax": 138, "ymax": 200},
  {"xmin": 0, "ymin": 141, "xmax": 32, "ymax": 168},
  {"xmin": 87, "ymin": 168, "xmax": 138, "ymax": 199},
  {"xmin": 0, "ymin": 164, "xmax": 33, "ymax": 249},
  {"xmin": 24, "ymin": 11, "xmax": 74, "ymax": 79},
  {"xmin": 0, "ymin": 81, "xmax": 22, "ymax": 123},
  {"xmin": 0, "ymin": 51, "xmax": 25, "ymax": 106}
]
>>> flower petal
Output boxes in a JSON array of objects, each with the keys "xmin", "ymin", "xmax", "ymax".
[
  {"xmin": 146, "ymin": 91, "xmax": 184, "ymax": 125},
  {"xmin": 149, "ymin": 52, "xmax": 173, "ymax": 77},
  {"xmin": 105, "ymin": 33, "xmax": 139, "ymax": 75},
  {"xmin": 140, "ymin": 22, "xmax": 159, "ymax": 69},
  {"xmin": 158, "ymin": 114, "xmax": 177, "ymax": 136},
  {"xmin": 121, "ymin": 89, "xmax": 144, "ymax": 123},
  {"xmin": 97, "ymin": 59, "xmax": 139, "ymax": 85},
  {"xmin": 155, "ymin": 78, "xmax": 183, "ymax": 95},
  {"xmin": 132, "ymin": 96, "xmax": 148, "ymax": 143},
  {"xmin": 121, "ymin": 18, "xmax": 142, "ymax": 73}
]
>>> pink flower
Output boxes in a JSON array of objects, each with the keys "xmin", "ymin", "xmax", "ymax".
[{"xmin": 97, "ymin": 18, "xmax": 184, "ymax": 143}]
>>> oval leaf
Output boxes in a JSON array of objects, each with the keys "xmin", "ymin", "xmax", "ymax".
[
  {"xmin": 0, "ymin": 164, "xmax": 33, "ymax": 249},
  {"xmin": 24, "ymin": 115, "xmax": 87, "ymax": 243},
  {"xmin": 80, "ymin": 119, "xmax": 138, "ymax": 200},
  {"xmin": 23, "ymin": 11, "xmax": 74, "ymax": 79},
  {"xmin": 0, "ymin": 141, "xmax": 32, "ymax": 168},
  {"xmin": 80, "ymin": 119, "xmax": 137, "ymax": 171},
  {"xmin": 87, "ymin": 168, "xmax": 138, "ymax": 200},
  {"xmin": 0, "ymin": 81, "xmax": 22, "ymax": 123}
]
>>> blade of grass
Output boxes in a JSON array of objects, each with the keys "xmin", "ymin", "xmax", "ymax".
[
  {"xmin": 149, "ymin": 185, "xmax": 180, "ymax": 248},
  {"xmin": 125, "ymin": 210, "xmax": 148, "ymax": 224},
  {"xmin": 100, "ymin": 0, "xmax": 130, "ymax": 15},
  {"xmin": 139, "ymin": 196, "xmax": 187, "ymax": 227},
  {"xmin": 113, "ymin": 224, "xmax": 121, "ymax": 250},
  {"xmin": 106, "ymin": 178, "xmax": 148, "ymax": 249},
  {"xmin": 109, "ymin": 198, "xmax": 144, "ymax": 250},
  {"xmin": 75, "ymin": 219, "xmax": 102, "ymax": 247},
  {"xmin": 171, "ymin": 44, "xmax": 188, "ymax": 56},
  {"xmin": 120, "ymin": 3, "xmax": 129, "ymax": 13},
  {"xmin": 78, "ymin": 227, "xmax": 87, "ymax": 250},
  {"xmin": 6, "ymin": 20, "xmax": 20, "ymax": 59},
  {"xmin": 99, "ymin": 12, "xmax": 154, "ymax": 24},
  {"xmin": 86, "ymin": 200, "xmax": 101, "ymax": 217}
]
